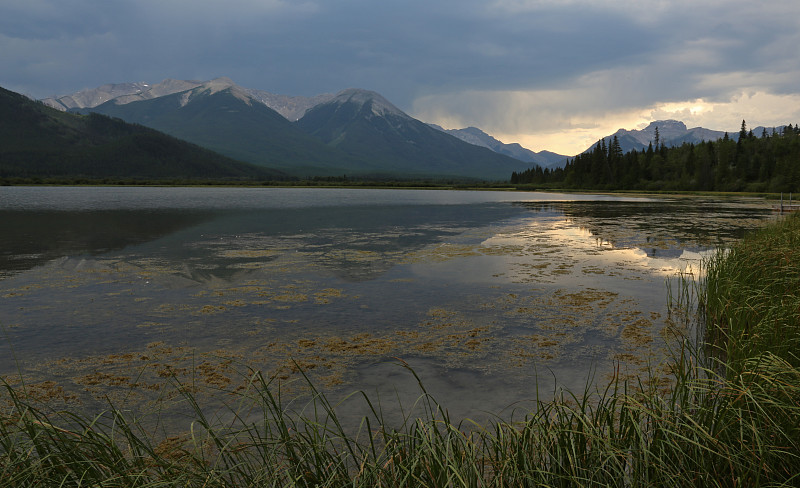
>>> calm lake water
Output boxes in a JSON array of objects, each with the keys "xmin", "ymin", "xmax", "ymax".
[{"xmin": 0, "ymin": 187, "xmax": 775, "ymax": 424}]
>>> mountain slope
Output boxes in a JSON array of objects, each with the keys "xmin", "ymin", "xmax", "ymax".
[
  {"xmin": 76, "ymin": 80, "xmax": 367, "ymax": 176},
  {"xmin": 42, "ymin": 79, "xmax": 204, "ymax": 111},
  {"xmin": 296, "ymin": 89, "xmax": 532, "ymax": 180},
  {"xmin": 430, "ymin": 125, "xmax": 568, "ymax": 168},
  {"xmin": 245, "ymin": 90, "xmax": 335, "ymax": 121},
  {"xmin": 0, "ymin": 85, "xmax": 283, "ymax": 180}
]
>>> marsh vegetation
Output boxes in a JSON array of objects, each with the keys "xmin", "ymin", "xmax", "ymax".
[{"xmin": 2, "ymin": 189, "xmax": 796, "ymax": 486}]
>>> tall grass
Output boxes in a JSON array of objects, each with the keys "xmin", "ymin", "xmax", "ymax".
[
  {"xmin": 703, "ymin": 213, "xmax": 800, "ymax": 374},
  {"xmin": 2, "ymin": 216, "xmax": 800, "ymax": 487}
]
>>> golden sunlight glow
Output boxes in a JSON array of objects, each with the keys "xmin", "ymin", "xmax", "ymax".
[
  {"xmin": 419, "ymin": 90, "xmax": 800, "ymax": 156},
  {"xmin": 654, "ymin": 100, "xmax": 710, "ymax": 116}
]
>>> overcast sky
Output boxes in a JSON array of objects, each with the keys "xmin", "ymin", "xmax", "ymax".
[{"xmin": 2, "ymin": 0, "xmax": 799, "ymax": 155}]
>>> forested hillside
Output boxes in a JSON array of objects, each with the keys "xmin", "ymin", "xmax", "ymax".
[
  {"xmin": 512, "ymin": 122, "xmax": 800, "ymax": 192},
  {"xmin": 0, "ymin": 86, "xmax": 286, "ymax": 182}
]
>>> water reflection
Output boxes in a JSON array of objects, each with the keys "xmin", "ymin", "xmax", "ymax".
[
  {"xmin": 0, "ymin": 189, "xmax": 774, "ymax": 426},
  {"xmin": 545, "ymin": 198, "xmax": 770, "ymax": 251},
  {"xmin": 0, "ymin": 210, "xmax": 219, "ymax": 279}
]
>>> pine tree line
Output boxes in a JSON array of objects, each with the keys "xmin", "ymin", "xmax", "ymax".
[{"xmin": 511, "ymin": 122, "xmax": 800, "ymax": 192}]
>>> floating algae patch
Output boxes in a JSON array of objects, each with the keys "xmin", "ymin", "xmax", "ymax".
[
  {"xmin": 323, "ymin": 333, "xmax": 397, "ymax": 356},
  {"xmin": 489, "ymin": 285, "xmax": 673, "ymax": 376},
  {"xmin": 197, "ymin": 304, "xmax": 227, "ymax": 315},
  {"xmin": 511, "ymin": 331, "xmax": 580, "ymax": 362},
  {"xmin": 218, "ymin": 249, "xmax": 280, "ymax": 259},
  {"xmin": 271, "ymin": 292, "xmax": 309, "ymax": 303},
  {"xmin": 551, "ymin": 288, "xmax": 618, "ymax": 313},
  {"xmin": 620, "ymin": 318, "xmax": 656, "ymax": 348},
  {"xmin": 314, "ymin": 288, "xmax": 345, "ymax": 304}
]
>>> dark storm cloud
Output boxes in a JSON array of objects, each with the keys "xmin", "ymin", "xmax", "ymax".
[
  {"xmin": 2, "ymin": 0, "xmax": 798, "ymax": 153},
  {"xmin": 1, "ymin": 0, "xmax": 660, "ymax": 100}
]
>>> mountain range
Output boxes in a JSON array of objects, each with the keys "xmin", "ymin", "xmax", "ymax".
[
  {"xmin": 587, "ymin": 120, "xmax": 787, "ymax": 157},
  {"xmin": 44, "ymin": 78, "xmax": 567, "ymax": 171},
  {"xmin": 0, "ymin": 85, "xmax": 282, "ymax": 181},
  {"xmin": 71, "ymin": 79, "xmax": 362, "ymax": 176},
  {"xmin": 33, "ymin": 77, "xmax": 754, "ymax": 180},
  {"xmin": 591, "ymin": 120, "xmax": 728, "ymax": 155},
  {"xmin": 59, "ymin": 78, "xmax": 532, "ymax": 180}
]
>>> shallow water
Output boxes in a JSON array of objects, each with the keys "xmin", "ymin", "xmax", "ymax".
[{"xmin": 0, "ymin": 187, "xmax": 774, "ymax": 425}]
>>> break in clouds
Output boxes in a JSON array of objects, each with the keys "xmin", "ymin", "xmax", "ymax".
[{"xmin": 1, "ymin": 0, "xmax": 799, "ymax": 153}]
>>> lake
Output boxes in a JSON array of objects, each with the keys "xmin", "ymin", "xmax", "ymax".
[{"xmin": 0, "ymin": 186, "xmax": 775, "ymax": 424}]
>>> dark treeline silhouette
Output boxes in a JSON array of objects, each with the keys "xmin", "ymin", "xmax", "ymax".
[{"xmin": 511, "ymin": 122, "xmax": 800, "ymax": 192}]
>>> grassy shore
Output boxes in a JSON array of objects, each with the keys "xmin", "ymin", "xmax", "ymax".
[
  {"xmin": 703, "ymin": 213, "xmax": 800, "ymax": 374},
  {"xmin": 2, "ymin": 216, "xmax": 799, "ymax": 487}
]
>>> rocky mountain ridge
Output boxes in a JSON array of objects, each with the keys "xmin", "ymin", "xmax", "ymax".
[
  {"xmin": 43, "ymin": 77, "xmax": 334, "ymax": 122},
  {"xmin": 589, "ymin": 120, "xmax": 731, "ymax": 155},
  {"xmin": 42, "ymin": 79, "xmax": 204, "ymax": 111}
]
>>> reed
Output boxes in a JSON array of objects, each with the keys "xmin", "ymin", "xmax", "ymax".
[
  {"xmin": 2, "ymin": 217, "xmax": 799, "ymax": 487},
  {"xmin": 3, "ymin": 355, "xmax": 798, "ymax": 487},
  {"xmin": 703, "ymin": 213, "xmax": 800, "ymax": 374}
]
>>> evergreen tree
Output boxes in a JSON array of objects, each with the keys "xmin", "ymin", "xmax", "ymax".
[
  {"xmin": 510, "ymin": 120, "xmax": 800, "ymax": 193},
  {"xmin": 609, "ymin": 135, "xmax": 623, "ymax": 161}
]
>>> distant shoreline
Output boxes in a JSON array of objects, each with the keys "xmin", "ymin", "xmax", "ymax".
[{"xmin": 0, "ymin": 178, "xmax": 784, "ymax": 202}]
